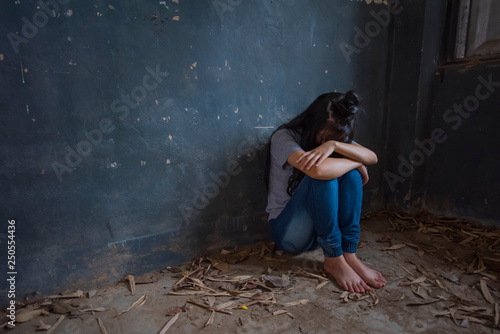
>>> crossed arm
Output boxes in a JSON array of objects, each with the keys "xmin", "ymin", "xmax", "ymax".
[{"xmin": 286, "ymin": 141, "xmax": 377, "ymax": 185}]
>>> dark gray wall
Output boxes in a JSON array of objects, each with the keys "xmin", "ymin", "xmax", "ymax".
[
  {"xmin": 1, "ymin": 1, "xmax": 393, "ymax": 303},
  {"xmin": 424, "ymin": 65, "xmax": 500, "ymax": 224},
  {"xmin": 379, "ymin": 0, "xmax": 500, "ymax": 224}
]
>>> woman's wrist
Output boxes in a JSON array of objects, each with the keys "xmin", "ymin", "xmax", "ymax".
[{"xmin": 327, "ymin": 140, "xmax": 338, "ymax": 150}]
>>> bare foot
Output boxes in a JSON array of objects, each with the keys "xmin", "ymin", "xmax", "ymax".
[
  {"xmin": 324, "ymin": 255, "xmax": 370, "ymax": 293},
  {"xmin": 344, "ymin": 253, "xmax": 386, "ymax": 289}
]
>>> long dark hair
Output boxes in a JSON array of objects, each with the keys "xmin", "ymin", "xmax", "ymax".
[{"xmin": 264, "ymin": 90, "xmax": 360, "ymax": 195}]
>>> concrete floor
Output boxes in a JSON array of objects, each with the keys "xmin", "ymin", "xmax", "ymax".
[{"xmin": 3, "ymin": 213, "xmax": 500, "ymax": 333}]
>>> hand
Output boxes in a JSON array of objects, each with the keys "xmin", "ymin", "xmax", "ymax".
[
  {"xmin": 357, "ymin": 165, "xmax": 369, "ymax": 186},
  {"xmin": 296, "ymin": 141, "xmax": 336, "ymax": 170}
]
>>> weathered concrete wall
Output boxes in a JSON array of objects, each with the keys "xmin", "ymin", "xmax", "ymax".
[{"xmin": 0, "ymin": 0, "xmax": 394, "ymax": 303}]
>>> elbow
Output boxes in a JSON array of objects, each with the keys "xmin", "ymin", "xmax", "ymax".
[
  {"xmin": 305, "ymin": 165, "xmax": 336, "ymax": 180},
  {"xmin": 303, "ymin": 165, "xmax": 326, "ymax": 180},
  {"xmin": 365, "ymin": 153, "xmax": 378, "ymax": 165}
]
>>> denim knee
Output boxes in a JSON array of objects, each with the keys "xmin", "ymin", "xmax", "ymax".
[{"xmin": 339, "ymin": 169, "xmax": 362, "ymax": 187}]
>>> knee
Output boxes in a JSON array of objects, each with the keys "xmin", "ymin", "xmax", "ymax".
[
  {"xmin": 278, "ymin": 240, "xmax": 308, "ymax": 255},
  {"xmin": 340, "ymin": 169, "xmax": 362, "ymax": 187},
  {"xmin": 309, "ymin": 177, "xmax": 339, "ymax": 193},
  {"xmin": 272, "ymin": 223, "xmax": 315, "ymax": 255}
]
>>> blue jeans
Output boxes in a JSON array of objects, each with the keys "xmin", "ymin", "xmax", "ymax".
[{"xmin": 269, "ymin": 170, "xmax": 362, "ymax": 258}]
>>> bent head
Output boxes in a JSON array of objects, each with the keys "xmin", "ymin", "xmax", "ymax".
[
  {"xmin": 265, "ymin": 90, "xmax": 361, "ymax": 193},
  {"xmin": 301, "ymin": 90, "xmax": 360, "ymax": 149}
]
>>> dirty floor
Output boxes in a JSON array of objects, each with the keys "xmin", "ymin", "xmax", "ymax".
[{"xmin": 3, "ymin": 212, "xmax": 500, "ymax": 334}]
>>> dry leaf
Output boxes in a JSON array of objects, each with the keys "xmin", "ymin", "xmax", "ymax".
[
  {"xmin": 407, "ymin": 299, "xmax": 442, "ymax": 306},
  {"xmin": 46, "ymin": 290, "xmax": 84, "ymax": 299},
  {"xmin": 405, "ymin": 243, "xmax": 425, "ymax": 255},
  {"xmin": 340, "ymin": 291, "xmax": 350, "ymax": 303},
  {"xmin": 435, "ymin": 279, "xmax": 446, "ymax": 290},
  {"xmin": 16, "ymin": 309, "xmax": 49, "ymax": 323},
  {"xmin": 168, "ymin": 291, "xmax": 231, "ymax": 297},
  {"xmin": 410, "ymin": 285, "xmax": 428, "ymax": 299},
  {"xmin": 116, "ymin": 295, "xmax": 147, "ymax": 316},
  {"xmin": 397, "ymin": 264, "xmax": 414, "ymax": 276},
  {"xmin": 272, "ymin": 310, "xmax": 295, "ymax": 318},
  {"xmin": 460, "ymin": 236, "xmax": 475, "ymax": 245},
  {"xmin": 383, "ymin": 244, "xmax": 407, "ymax": 251},
  {"xmin": 480, "ymin": 278, "xmax": 495, "ymax": 304},
  {"xmin": 124, "ymin": 275, "xmax": 135, "ymax": 295},
  {"xmin": 479, "ymin": 272, "xmax": 498, "ymax": 281},
  {"xmin": 251, "ymin": 292, "xmax": 275, "ymax": 301},
  {"xmin": 204, "ymin": 310, "xmax": 215, "ymax": 327},
  {"xmin": 46, "ymin": 315, "xmax": 65, "ymax": 334},
  {"xmin": 453, "ymin": 292, "xmax": 477, "ymax": 303},
  {"xmin": 494, "ymin": 303, "xmax": 499, "ymax": 326},
  {"xmin": 399, "ymin": 276, "xmax": 427, "ymax": 286},
  {"xmin": 262, "ymin": 275, "xmax": 290, "ymax": 288},
  {"xmin": 78, "ymin": 307, "xmax": 111, "ymax": 313},
  {"xmin": 373, "ymin": 295, "xmax": 380, "ymax": 306},
  {"xmin": 187, "ymin": 299, "xmax": 232, "ymax": 315},
  {"xmin": 159, "ymin": 312, "xmax": 180, "ymax": 334},
  {"xmin": 52, "ymin": 301, "xmax": 76, "ymax": 314},
  {"xmin": 96, "ymin": 318, "xmax": 108, "ymax": 334},
  {"xmin": 296, "ymin": 269, "xmax": 328, "ymax": 281},
  {"xmin": 282, "ymin": 300, "xmax": 309, "ymax": 307},
  {"xmin": 213, "ymin": 301, "xmax": 235, "ymax": 311},
  {"xmin": 316, "ymin": 281, "xmax": 329, "ymax": 290},
  {"xmin": 485, "ymin": 279, "xmax": 500, "ymax": 291}
]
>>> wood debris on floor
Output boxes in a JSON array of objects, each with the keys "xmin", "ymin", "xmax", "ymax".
[
  {"xmin": 366, "ymin": 211, "xmax": 500, "ymax": 329},
  {"xmin": 1, "ymin": 212, "xmax": 499, "ymax": 333}
]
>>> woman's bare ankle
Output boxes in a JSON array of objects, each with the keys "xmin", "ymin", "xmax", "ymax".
[
  {"xmin": 343, "ymin": 252, "xmax": 359, "ymax": 261},
  {"xmin": 323, "ymin": 255, "xmax": 370, "ymax": 293},
  {"xmin": 342, "ymin": 252, "xmax": 386, "ymax": 288}
]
